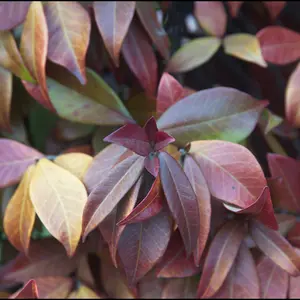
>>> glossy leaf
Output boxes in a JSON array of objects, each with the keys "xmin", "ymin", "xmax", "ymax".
[
  {"xmin": 0, "ymin": 139, "xmax": 43, "ymax": 189},
  {"xmin": 157, "ymin": 72, "xmax": 185, "ymax": 115},
  {"xmin": 20, "ymin": 1, "xmax": 52, "ymax": 110},
  {"xmin": 10, "ymin": 279, "xmax": 38, "ymax": 299},
  {"xmin": 157, "ymin": 87, "xmax": 267, "ymax": 145},
  {"xmin": 224, "ymin": 34, "xmax": 267, "ymax": 67},
  {"xmin": 197, "ymin": 220, "xmax": 246, "ymax": 298},
  {"xmin": 227, "ymin": 1, "xmax": 243, "ymax": 17},
  {"xmin": 257, "ymin": 26, "xmax": 300, "ymax": 65},
  {"xmin": 117, "ymin": 210, "xmax": 172, "ymax": 285},
  {"xmin": 30, "ymin": 158, "xmax": 88, "ymax": 257},
  {"xmin": 0, "ymin": 67, "xmax": 12, "ymax": 131},
  {"xmin": 166, "ymin": 37, "xmax": 221, "ymax": 73},
  {"xmin": 3, "ymin": 165, "xmax": 36, "ymax": 253},
  {"xmin": 94, "ymin": 1, "xmax": 136, "ymax": 66},
  {"xmin": 267, "ymin": 153, "xmax": 300, "ymax": 211},
  {"xmin": 184, "ymin": 155, "xmax": 211, "ymax": 266},
  {"xmin": 214, "ymin": 243, "xmax": 260, "ymax": 298},
  {"xmin": 0, "ymin": 2, "xmax": 31, "ymax": 30},
  {"xmin": 122, "ymin": 20, "xmax": 158, "ymax": 96},
  {"xmin": 136, "ymin": 1, "xmax": 170, "ymax": 59},
  {"xmin": 118, "ymin": 175, "xmax": 163, "ymax": 225},
  {"xmin": 264, "ymin": 1, "xmax": 286, "ymax": 20},
  {"xmin": 250, "ymin": 220, "xmax": 300, "ymax": 276},
  {"xmin": 194, "ymin": 1, "xmax": 227, "ymax": 37},
  {"xmin": 44, "ymin": 2, "xmax": 91, "ymax": 84},
  {"xmin": 156, "ymin": 230, "xmax": 200, "ymax": 278},
  {"xmin": 257, "ymin": 255, "xmax": 288, "ymax": 298},
  {"xmin": 82, "ymin": 154, "xmax": 145, "ymax": 240},
  {"xmin": 99, "ymin": 176, "xmax": 142, "ymax": 267},
  {"xmin": 54, "ymin": 153, "xmax": 93, "ymax": 180},
  {"xmin": 190, "ymin": 140, "xmax": 268, "ymax": 208},
  {"xmin": 159, "ymin": 151, "xmax": 200, "ymax": 255}
]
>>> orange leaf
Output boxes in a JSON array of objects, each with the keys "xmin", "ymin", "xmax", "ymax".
[
  {"xmin": 4, "ymin": 165, "xmax": 36, "ymax": 254},
  {"xmin": 44, "ymin": 2, "xmax": 91, "ymax": 84},
  {"xmin": 0, "ymin": 67, "xmax": 12, "ymax": 131},
  {"xmin": 224, "ymin": 33, "xmax": 267, "ymax": 67},
  {"xmin": 29, "ymin": 158, "xmax": 88, "ymax": 257},
  {"xmin": 20, "ymin": 1, "xmax": 53, "ymax": 111}
]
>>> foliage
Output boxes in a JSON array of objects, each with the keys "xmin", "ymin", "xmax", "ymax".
[{"xmin": 1, "ymin": 1, "xmax": 300, "ymax": 298}]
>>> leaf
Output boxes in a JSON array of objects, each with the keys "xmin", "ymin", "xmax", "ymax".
[
  {"xmin": 276, "ymin": 214, "xmax": 296, "ymax": 237},
  {"xmin": 159, "ymin": 151, "xmax": 200, "ymax": 255},
  {"xmin": 94, "ymin": 1, "xmax": 135, "ymax": 67},
  {"xmin": 289, "ymin": 272, "xmax": 300, "ymax": 299},
  {"xmin": 157, "ymin": 87, "xmax": 267, "ymax": 145},
  {"xmin": 117, "ymin": 210, "xmax": 172, "ymax": 285},
  {"xmin": 135, "ymin": 1, "xmax": 170, "ymax": 60},
  {"xmin": 0, "ymin": 139, "xmax": 43, "ymax": 189},
  {"xmin": 29, "ymin": 158, "xmax": 88, "ymax": 257},
  {"xmin": 122, "ymin": 20, "xmax": 158, "ymax": 96},
  {"xmin": 84, "ymin": 144, "xmax": 129, "ymax": 193},
  {"xmin": 0, "ymin": 2, "xmax": 31, "ymax": 30},
  {"xmin": 256, "ymin": 255, "xmax": 288, "ymax": 298},
  {"xmin": 249, "ymin": 220, "xmax": 300, "ymax": 276},
  {"xmin": 68, "ymin": 284, "xmax": 100, "ymax": 299},
  {"xmin": 156, "ymin": 72, "xmax": 185, "ymax": 115},
  {"xmin": 227, "ymin": 1, "xmax": 243, "ymax": 17},
  {"xmin": 264, "ymin": 1, "xmax": 286, "ymax": 20},
  {"xmin": 194, "ymin": 1, "xmax": 227, "ymax": 37},
  {"xmin": 184, "ymin": 155, "xmax": 211, "ymax": 266},
  {"xmin": 257, "ymin": 26, "xmax": 300, "ymax": 65},
  {"xmin": 214, "ymin": 243, "xmax": 260, "ymax": 298},
  {"xmin": 118, "ymin": 175, "xmax": 163, "ymax": 225},
  {"xmin": 92, "ymin": 126, "xmax": 119, "ymax": 154},
  {"xmin": 62, "ymin": 145, "xmax": 93, "ymax": 156},
  {"xmin": 197, "ymin": 220, "xmax": 246, "ymax": 298},
  {"xmin": 10, "ymin": 279, "xmax": 38, "ymax": 299},
  {"xmin": 54, "ymin": 153, "xmax": 93, "ymax": 180},
  {"xmin": 224, "ymin": 33, "xmax": 267, "ymax": 67},
  {"xmin": 44, "ymin": 2, "xmax": 91, "ymax": 84},
  {"xmin": 138, "ymin": 269, "xmax": 164, "ymax": 299},
  {"xmin": 259, "ymin": 108, "xmax": 283, "ymax": 135},
  {"xmin": 20, "ymin": 1, "xmax": 52, "ymax": 110},
  {"xmin": 190, "ymin": 140, "xmax": 268, "ymax": 208},
  {"xmin": 286, "ymin": 61, "xmax": 300, "ymax": 127},
  {"xmin": 166, "ymin": 37, "xmax": 221, "ymax": 73},
  {"xmin": 287, "ymin": 222, "xmax": 300, "ymax": 247},
  {"xmin": 0, "ymin": 67, "xmax": 12, "ymax": 131},
  {"xmin": 0, "ymin": 31, "xmax": 34, "ymax": 82},
  {"xmin": 82, "ymin": 154, "xmax": 145, "ymax": 240},
  {"xmin": 161, "ymin": 277, "xmax": 198, "ymax": 299},
  {"xmin": 3, "ymin": 165, "xmax": 36, "ymax": 254},
  {"xmin": 98, "ymin": 176, "xmax": 142, "ymax": 267},
  {"xmin": 267, "ymin": 153, "xmax": 300, "ymax": 212},
  {"xmin": 156, "ymin": 230, "xmax": 200, "ymax": 278},
  {"xmin": 34, "ymin": 276, "xmax": 73, "ymax": 299}
]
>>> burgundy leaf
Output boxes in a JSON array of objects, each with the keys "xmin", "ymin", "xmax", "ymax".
[
  {"xmin": 144, "ymin": 116, "xmax": 158, "ymax": 143},
  {"xmin": 144, "ymin": 155, "xmax": 160, "ymax": 177},
  {"xmin": 159, "ymin": 151, "xmax": 200, "ymax": 256},
  {"xmin": 117, "ymin": 210, "xmax": 172, "ymax": 285},
  {"xmin": 154, "ymin": 131, "xmax": 175, "ymax": 151}
]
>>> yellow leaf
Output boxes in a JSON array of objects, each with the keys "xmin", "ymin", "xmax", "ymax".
[
  {"xmin": 3, "ymin": 165, "xmax": 36, "ymax": 254},
  {"xmin": 68, "ymin": 285, "xmax": 101, "ymax": 299},
  {"xmin": 223, "ymin": 33, "xmax": 267, "ymax": 67},
  {"xmin": 29, "ymin": 158, "xmax": 88, "ymax": 257},
  {"xmin": 54, "ymin": 153, "xmax": 93, "ymax": 180}
]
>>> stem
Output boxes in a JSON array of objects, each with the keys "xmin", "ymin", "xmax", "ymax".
[{"xmin": 264, "ymin": 131, "xmax": 288, "ymax": 157}]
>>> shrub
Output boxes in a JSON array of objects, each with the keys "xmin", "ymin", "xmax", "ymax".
[{"xmin": 0, "ymin": 1, "xmax": 300, "ymax": 299}]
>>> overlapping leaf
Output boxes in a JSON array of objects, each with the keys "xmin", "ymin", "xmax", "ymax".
[
  {"xmin": 10, "ymin": 279, "xmax": 38, "ymax": 299},
  {"xmin": 157, "ymin": 87, "xmax": 267, "ymax": 145},
  {"xmin": 259, "ymin": 108, "xmax": 282, "ymax": 135},
  {"xmin": 44, "ymin": 2, "xmax": 91, "ymax": 84},
  {"xmin": 30, "ymin": 158, "xmax": 88, "ymax": 257},
  {"xmin": 161, "ymin": 277, "xmax": 198, "ymax": 299}
]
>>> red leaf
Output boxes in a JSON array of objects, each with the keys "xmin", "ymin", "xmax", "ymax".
[
  {"xmin": 184, "ymin": 155, "xmax": 211, "ymax": 266},
  {"xmin": 118, "ymin": 175, "xmax": 163, "ymax": 225},
  {"xmin": 264, "ymin": 1, "xmax": 286, "ymax": 20},
  {"xmin": 154, "ymin": 131, "xmax": 175, "ymax": 151},
  {"xmin": 214, "ymin": 242, "xmax": 260, "ymax": 298},
  {"xmin": 267, "ymin": 153, "xmax": 300, "ymax": 212},
  {"xmin": 194, "ymin": 1, "xmax": 227, "ymax": 37},
  {"xmin": 103, "ymin": 124, "xmax": 151, "ymax": 156},
  {"xmin": 122, "ymin": 20, "xmax": 158, "ymax": 96},
  {"xmin": 0, "ymin": 2, "xmax": 31, "ymax": 30},
  {"xmin": 144, "ymin": 116, "xmax": 158, "ymax": 142},
  {"xmin": 287, "ymin": 222, "xmax": 300, "ymax": 248},
  {"xmin": 249, "ymin": 220, "xmax": 300, "ymax": 276},
  {"xmin": 257, "ymin": 26, "xmax": 300, "ymax": 65},
  {"xmin": 99, "ymin": 176, "xmax": 142, "ymax": 267},
  {"xmin": 159, "ymin": 151, "xmax": 200, "ymax": 255},
  {"xmin": 156, "ymin": 72, "xmax": 185, "ymax": 115},
  {"xmin": 257, "ymin": 255, "xmax": 288, "ymax": 298},
  {"xmin": 135, "ymin": 1, "xmax": 170, "ymax": 60},
  {"xmin": 156, "ymin": 230, "xmax": 200, "ymax": 278},
  {"xmin": 227, "ymin": 1, "xmax": 243, "ymax": 18},
  {"xmin": 144, "ymin": 155, "xmax": 160, "ymax": 177},
  {"xmin": 10, "ymin": 279, "xmax": 38, "ymax": 299},
  {"xmin": 117, "ymin": 210, "xmax": 172, "ymax": 285},
  {"xmin": 0, "ymin": 138, "xmax": 43, "ymax": 189},
  {"xmin": 197, "ymin": 219, "xmax": 246, "ymax": 298}
]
